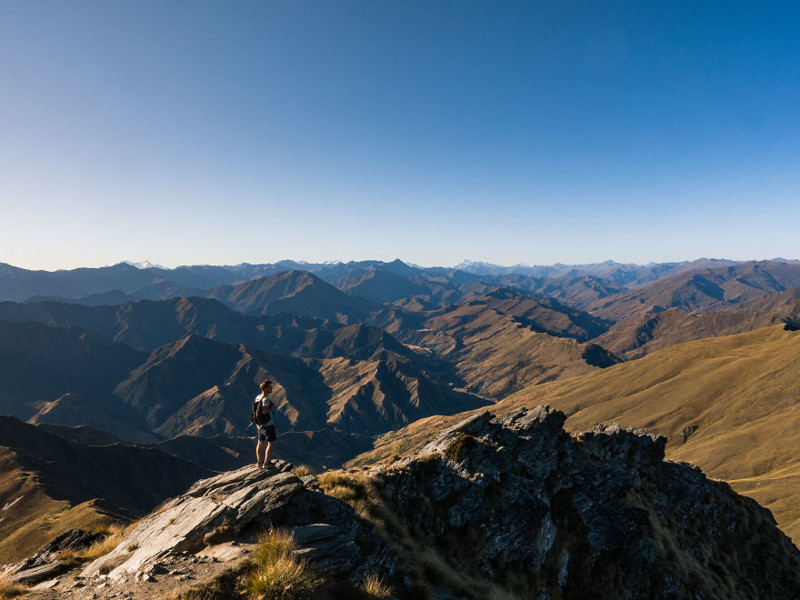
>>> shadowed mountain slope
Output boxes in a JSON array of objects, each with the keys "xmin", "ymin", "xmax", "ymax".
[
  {"xmin": 36, "ymin": 422, "xmax": 125, "ymax": 446},
  {"xmin": 108, "ymin": 334, "xmax": 486, "ymax": 440},
  {"xmin": 0, "ymin": 296, "xmax": 411, "ymax": 362},
  {"xmin": 0, "ymin": 303, "xmax": 484, "ymax": 446},
  {"xmin": 485, "ymin": 273, "xmax": 626, "ymax": 310},
  {"xmin": 0, "ymin": 319, "xmax": 145, "ymax": 411},
  {"xmin": 29, "ymin": 393, "xmax": 159, "ymax": 444},
  {"xmin": 114, "ymin": 335, "xmax": 243, "ymax": 430},
  {"xmin": 337, "ymin": 268, "xmax": 432, "ymax": 304}
]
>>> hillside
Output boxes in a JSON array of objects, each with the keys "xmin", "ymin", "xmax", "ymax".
[
  {"xmin": 29, "ymin": 393, "xmax": 158, "ymax": 443},
  {"xmin": 352, "ymin": 324, "xmax": 800, "ymax": 545},
  {"xmin": 0, "ymin": 296, "xmax": 412, "ymax": 361},
  {"xmin": 395, "ymin": 288, "xmax": 617, "ymax": 399},
  {"xmin": 0, "ymin": 306, "xmax": 482, "ymax": 445},
  {"xmin": 108, "ymin": 335, "xmax": 486, "ymax": 439},
  {"xmin": 0, "ymin": 416, "xmax": 210, "ymax": 563},
  {"xmin": 589, "ymin": 261, "xmax": 800, "ymax": 319},
  {"xmin": 209, "ymin": 270, "xmax": 381, "ymax": 324},
  {"xmin": 0, "ymin": 319, "xmax": 145, "ymax": 412}
]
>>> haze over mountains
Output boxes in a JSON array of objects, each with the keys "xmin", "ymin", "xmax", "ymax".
[{"xmin": 2, "ymin": 256, "xmax": 800, "ymax": 564}]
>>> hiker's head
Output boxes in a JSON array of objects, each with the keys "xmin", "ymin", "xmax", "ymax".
[{"xmin": 260, "ymin": 379, "xmax": 273, "ymax": 394}]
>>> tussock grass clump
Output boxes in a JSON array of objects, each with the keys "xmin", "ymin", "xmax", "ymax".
[
  {"xmin": 292, "ymin": 465, "xmax": 315, "ymax": 478},
  {"xmin": 0, "ymin": 579, "xmax": 28, "ymax": 599},
  {"xmin": 247, "ymin": 528, "xmax": 322, "ymax": 600},
  {"xmin": 362, "ymin": 573, "xmax": 393, "ymax": 599},
  {"xmin": 317, "ymin": 471, "xmax": 408, "ymax": 544},
  {"xmin": 67, "ymin": 522, "xmax": 134, "ymax": 562},
  {"xmin": 385, "ymin": 452, "xmax": 402, "ymax": 465},
  {"xmin": 443, "ymin": 433, "xmax": 476, "ymax": 462},
  {"xmin": 317, "ymin": 472, "xmax": 372, "ymax": 512}
]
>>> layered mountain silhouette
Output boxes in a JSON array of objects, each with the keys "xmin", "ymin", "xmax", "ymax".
[
  {"xmin": 208, "ymin": 270, "xmax": 382, "ymax": 323},
  {"xmin": 0, "ymin": 319, "xmax": 144, "ymax": 410}
]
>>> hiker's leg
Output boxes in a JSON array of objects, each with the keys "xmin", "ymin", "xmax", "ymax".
[
  {"xmin": 264, "ymin": 425, "xmax": 276, "ymax": 463},
  {"xmin": 265, "ymin": 441, "xmax": 274, "ymax": 463},
  {"xmin": 256, "ymin": 439, "xmax": 265, "ymax": 464}
]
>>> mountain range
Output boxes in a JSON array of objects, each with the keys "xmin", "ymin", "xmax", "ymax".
[{"xmin": 2, "ymin": 256, "xmax": 800, "ymax": 568}]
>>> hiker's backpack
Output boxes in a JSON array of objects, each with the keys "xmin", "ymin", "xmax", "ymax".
[{"xmin": 251, "ymin": 398, "xmax": 271, "ymax": 427}]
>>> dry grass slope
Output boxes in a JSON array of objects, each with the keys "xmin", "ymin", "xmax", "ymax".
[
  {"xmin": 405, "ymin": 300, "xmax": 601, "ymax": 399},
  {"xmin": 0, "ymin": 448, "xmax": 120, "ymax": 563}
]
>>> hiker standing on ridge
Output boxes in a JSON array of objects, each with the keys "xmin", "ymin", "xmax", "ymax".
[{"xmin": 253, "ymin": 379, "xmax": 276, "ymax": 468}]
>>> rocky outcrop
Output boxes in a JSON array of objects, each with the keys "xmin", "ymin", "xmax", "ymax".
[
  {"xmin": 4, "ymin": 529, "xmax": 102, "ymax": 586},
  {"xmin": 376, "ymin": 406, "xmax": 800, "ymax": 599},
  {"xmin": 80, "ymin": 460, "xmax": 395, "ymax": 586}
]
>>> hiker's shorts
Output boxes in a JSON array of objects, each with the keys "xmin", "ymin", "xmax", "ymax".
[{"xmin": 257, "ymin": 424, "xmax": 276, "ymax": 443}]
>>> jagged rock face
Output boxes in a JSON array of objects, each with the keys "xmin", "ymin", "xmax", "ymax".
[{"xmin": 377, "ymin": 407, "xmax": 800, "ymax": 599}]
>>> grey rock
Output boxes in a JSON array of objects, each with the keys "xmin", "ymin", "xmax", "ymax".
[
  {"xmin": 82, "ymin": 466, "xmax": 303, "ymax": 578},
  {"xmin": 9, "ymin": 560, "xmax": 68, "ymax": 585},
  {"xmin": 289, "ymin": 523, "xmax": 340, "ymax": 545},
  {"xmin": 80, "ymin": 461, "xmax": 398, "ymax": 587}
]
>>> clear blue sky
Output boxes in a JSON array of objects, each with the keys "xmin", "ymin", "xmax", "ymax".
[{"xmin": 1, "ymin": 1, "xmax": 798, "ymax": 270}]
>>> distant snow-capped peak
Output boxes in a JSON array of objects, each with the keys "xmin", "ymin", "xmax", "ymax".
[{"xmin": 122, "ymin": 260, "xmax": 164, "ymax": 270}]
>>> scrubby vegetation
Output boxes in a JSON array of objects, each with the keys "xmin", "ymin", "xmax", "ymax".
[
  {"xmin": 362, "ymin": 573, "xmax": 393, "ymax": 599},
  {"xmin": 58, "ymin": 522, "xmax": 133, "ymax": 563},
  {"xmin": 291, "ymin": 465, "xmax": 315, "ymax": 478},
  {"xmin": 0, "ymin": 579, "xmax": 28, "ymax": 600},
  {"xmin": 246, "ymin": 528, "xmax": 323, "ymax": 600}
]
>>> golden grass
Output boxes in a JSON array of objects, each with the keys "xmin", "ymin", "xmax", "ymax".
[
  {"xmin": 50, "ymin": 520, "xmax": 138, "ymax": 566},
  {"xmin": 292, "ymin": 465, "xmax": 315, "ymax": 478},
  {"xmin": 247, "ymin": 528, "xmax": 322, "ymax": 600},
  {"xmin": 347, "ymin": 325, "xmax": 800, "ymax": 546},
  {"xmin": 362, "ymin": 573, "xmax": 393, "ymax": 599},
  {"xmin": 76, "ymin": 522, "xmax": 132, "ymax": 561},
  {"xmin": 411, "ymin": 303, "xmax": 597, "ymax": 399},
  {"xmin": 0, "ymin": 482, "xmax": 118, "ymax": 565},
  {"xmin": 0, "ymin": 579, "xmax": 28, "ymax": 600}
]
